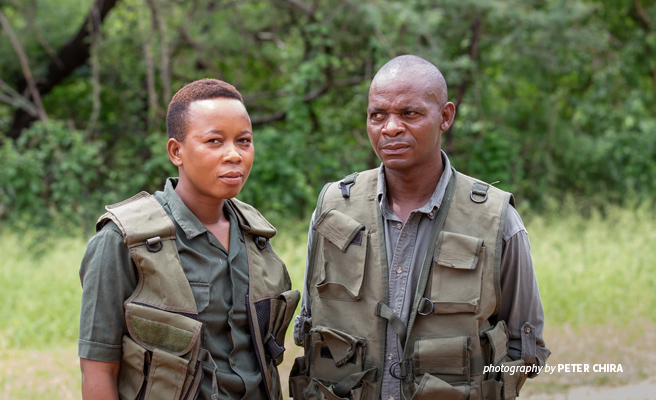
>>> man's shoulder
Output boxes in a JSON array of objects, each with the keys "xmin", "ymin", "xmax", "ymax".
[
  {"xmin": 453, "ymin": 170, "xmax": 515, "ymax": 208},
  {"xmin": 321, "ymin": 167, "xmax": 380, "ymax": 198}
]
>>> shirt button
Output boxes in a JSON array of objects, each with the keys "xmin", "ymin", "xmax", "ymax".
[
  {"xmin": 525, "ymin": 326, "xmax": 531, "ymax": 334},
  {"xmin": 395, "ymin": 222, "xmax": 402, "ymax": 230},
  {"xmin": 229, "ymin": 311, "xmax": 234, "ymax": 319},
  {"xmin": 230, "ymin": 357, "xmax": 236, "ymax": 366},
  {"xmin": 388, "ymin": 353, "xmax": 393, "ymax": 360},
  {"xmin": 396, "ymin": 267, "xmax": 403, "ymax": 274},
  {"xmin": 388, "ymin": 396, "xmax": 395, "ymax": 400}
]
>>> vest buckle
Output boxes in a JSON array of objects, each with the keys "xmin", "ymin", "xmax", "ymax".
[
  {"xmin": 470, "ymin": 182, "xmax": 489, "ymax": 203},
  {"xmin": 389, "ymin": 360, "xmax": 407, "ymax": 380},
  {"xmin": 338, "ymin": 181, "xmax": 355, "ymax": 198},
  {"xmin": 145, "ymin": 236, "xmax": 163, "ymax": 253},
  {"xmin": 254, "ymin": 235, "xmax": 267, "ymax": 250}
]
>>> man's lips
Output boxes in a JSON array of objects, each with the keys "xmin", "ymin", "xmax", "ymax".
[{"xmin": 381, "ymin": 142, "xmax": 410, "ymax": 154}]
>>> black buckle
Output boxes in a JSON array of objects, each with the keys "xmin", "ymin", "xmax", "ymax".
[
  {"xmin": 389, "ymin": 360, "xmax": 406, "ymax": 379},
  {"xmin": 339, "ymin": 181, "xmax": 355, "ymax": 198},
  {"xmin": 145, "ymin": 236, "xmax": 163, "ymax": 253},
  {"xmin": 254, "ymin": 236, "xmax": 267, "ymax": 250}
]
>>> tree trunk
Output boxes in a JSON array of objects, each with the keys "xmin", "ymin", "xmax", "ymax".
[{"xmin": 7, "ymin": 0, "xmax": 120, "ymax": 139}]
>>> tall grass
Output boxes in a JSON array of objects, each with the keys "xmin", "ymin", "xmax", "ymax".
[
  {"xmin": 0, "ymin": 231, "xmax": 85, "ymax": 350},
  {"xmin": 528, "ymin": 201, "xmax": 656, "ymax": 327},
  {"xmin": 1, "ymin": 203, "xmax": 654, "ymax": 350}
]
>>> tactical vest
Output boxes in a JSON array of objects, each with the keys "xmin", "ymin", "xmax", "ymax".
[
  {"xmin": 289, "ymin": 168, "xmax": 525, "ymax": 400},
  {"xmin": 97, "ymin": 192, "xmax": 299, "ymax": 400}
]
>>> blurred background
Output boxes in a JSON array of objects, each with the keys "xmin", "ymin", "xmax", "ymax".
[{"xmin": 0, "ymin": 0, "xmax": 655, "ymax": 399}]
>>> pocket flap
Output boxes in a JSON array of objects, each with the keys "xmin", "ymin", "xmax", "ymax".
[
  {"xmin": 434, "ymin": 232, "xmax": 483, "ymax": 270},
  {"xmin": 413, "ymin": 336, "xmax": 470, "ymax": 376},
  {"xmin": 126, "ymin": 303, "xmax": 202, "ymax": 356},
  {"xmin": 311, "ymin": 326, "xmax": 365, "ymax": 367},
  {"xmin": 315, "ymin": 209, "xmax": 365, "ymax": 252}
]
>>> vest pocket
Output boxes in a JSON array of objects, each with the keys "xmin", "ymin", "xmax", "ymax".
[
  {"xmin": 410, "ymin": 373, "xmax": 470, "ymax": 400},
  {"xmin": 413, "ymin": 336, "xmax": 470, "ymax": 379},
  {"xmin": 315, "ymin": 209, "xmax": 368, "ymax": 301},
  {"xmin": 500, "ymin": 359, "xmax": 524, "ymax": 399},
  {"xmin": 429, "ymin": 231, "xmax": 485, "ymax": 314},
  {"xmin": 309, "ymin": 326, "xmax": 366, "ymax": 381},
  {"xmin": 118, "ymin": 336, "xmax": 147, "ymax": 400},
  {"xmin": 269, "ymin": 289, "xmax": 301, "ymax": 365},
  {"xmin": 141, "ymin": 347, "xmax": 189, "ymax": 399}
]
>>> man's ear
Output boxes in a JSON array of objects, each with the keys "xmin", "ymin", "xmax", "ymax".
[
  {"xmin": 167, "ymin": 138, "xmax": 183, "ymax": 167},
  {"xmin": 440, "ymin": 102, "xmax": 456, "ymax": 132}
]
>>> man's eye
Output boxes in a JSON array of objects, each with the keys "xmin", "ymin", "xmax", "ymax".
[
  {"xmin": 405, "ymin": 111, "xmax": 417, "ymax": 117},
  {"xmin": 370, "ymin": 113, "xmax": 383, "ymax": 120},
  {"xmin": 208, "ymin": 139, "xmax": 221, "ymax": 144},
  {"xmin": 239, "ymin": 138, "xmax": 252, "ymax": 144}
]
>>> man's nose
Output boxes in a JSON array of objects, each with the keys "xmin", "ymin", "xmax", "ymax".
[{"xmin": 382, "ymin": 115, "xmax": 404, "ymax": 137}]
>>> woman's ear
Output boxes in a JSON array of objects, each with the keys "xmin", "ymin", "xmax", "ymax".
[{"xmin": 167, "ymin": 138, "xmax": 183, "ymax": 167}]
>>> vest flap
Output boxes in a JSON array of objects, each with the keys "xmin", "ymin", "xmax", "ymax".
[
  {"xmin": 126, "ymin": 303, "xmax": 202, "ymax": 357},
  {"xmin": 315, "ymin": 208, "xmax": 365, "ymax": 252},
  {"xmin": 229, "ymin": 198, "xmax": 276, "ymax": 238},
  {"xmin": 434, "ymin": 231, "xmax": 483, "ymax": 270}
]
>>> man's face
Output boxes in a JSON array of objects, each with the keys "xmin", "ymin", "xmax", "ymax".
[
  {"xmin": 366, "ymin": 75, "xmax": 447, "ymax": 173},
  {"xmin": 172, "ymin": 98, "xmax": 254, "ymax": 201}
]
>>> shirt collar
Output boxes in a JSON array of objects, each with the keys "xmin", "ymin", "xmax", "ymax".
[
  {"xmin": 376, "ymin": 150, "xmax": 452, "ymax": 220},
  {"xmin": 160, "ymin": 177, "xmax": 208, "ymax": 240}
]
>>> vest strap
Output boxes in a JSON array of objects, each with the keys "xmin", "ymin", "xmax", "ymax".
[
  {"xmin": 333, "ymin": 367, "xmax": 377, "ymax": 397},
  {"xmin": 376, "ymin": 302, "xmax": 406, "ymax": 345}
]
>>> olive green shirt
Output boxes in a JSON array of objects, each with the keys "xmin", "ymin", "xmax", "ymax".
[{"xmin": 78, "ymin": 178, "xmax": 268, "ymax": 400}]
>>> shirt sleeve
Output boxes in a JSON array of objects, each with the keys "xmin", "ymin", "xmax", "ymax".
[
  {"xmin": 497, "ymin": 205, "xmax": 551, "ymax": 376},
  {"xmin": 78, "ymin": 222, "xmax": 138, "ymax": 362}
]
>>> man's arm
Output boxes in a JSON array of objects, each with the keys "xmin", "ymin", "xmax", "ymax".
[
  {"xmin": 497, "ymin": 205, "xmax": 551, "ymax": 376},
  {"xmin": 80, "ymin": 359, "xmax": 120, "ymax": 400}
]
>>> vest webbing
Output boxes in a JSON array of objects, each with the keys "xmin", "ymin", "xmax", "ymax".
[{"xmin": 294, "ymin": 167, "xmax": 523, "ymax": 400}]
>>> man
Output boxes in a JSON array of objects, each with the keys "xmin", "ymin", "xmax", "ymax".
[
  {"xmin": 290, "ymin": 56, "xmax": 549, "ymax": 400},
  {"xmin": 79, "ymin": 79, "xmax": 298, "ymax": 400}
]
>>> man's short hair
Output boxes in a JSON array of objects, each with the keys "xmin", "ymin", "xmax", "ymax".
[{"xmin": 166, "ymin": 78, "xmax": 244, "ymax": 141}]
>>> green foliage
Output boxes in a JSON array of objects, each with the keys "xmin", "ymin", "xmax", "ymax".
[
  {"xmin": 1, "ymin": 0, "xmax": 656, "ymax": 229},
  {"xmin": 0, "ymin": 121, "xmax": 103, "ymax": 232}
]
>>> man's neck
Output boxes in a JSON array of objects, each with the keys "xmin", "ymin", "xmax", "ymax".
[{"xmin": 384, "ymin": 160, "xmax": 444, "ymax": 223}]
